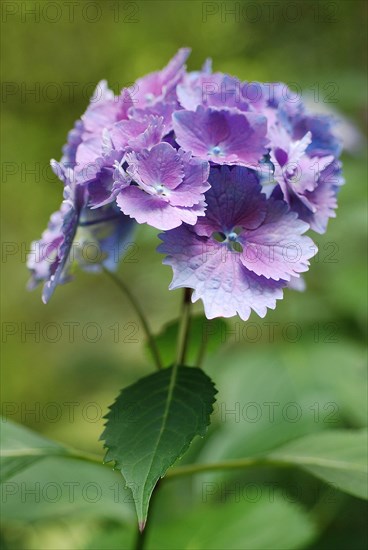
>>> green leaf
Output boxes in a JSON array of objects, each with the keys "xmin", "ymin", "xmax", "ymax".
[
  {"xmin": 147, "ymin": 492, "xmax": 316, "ymax": 549},
  {"xmin": 0, "ymin": 417, "xmax": 67, "ymax": 482},
  {"xmin": 269, "ymin": 429, "xmax": 368, "ymax": 500},
  {"xmin": 1, "ymin": 457, "xmax": 135, "ymax": 524},
  {"xmin": 0, "ymin": 418, "xmax": 135, "ymax": 525},
  {"xmin": 279, "ymin": 343, "xmax": 367, "ymax": 428},
  {"xmin": 101, "ymin": 365, "xmax": 217, "ymax": 528},
  {"xmin": 149, "ymin": 316, "xmax": 227, "ymax": 366},
  {"xmin": 82, "ymin": 493, "xmax": 316, "ymax": 550},
  {"xmin": 196, "ymin": 342, "xmax": 366, "ymax": 490},
  {"xmin": 197, "ymin": 349, "xmax": 327, "ymax": 478}
]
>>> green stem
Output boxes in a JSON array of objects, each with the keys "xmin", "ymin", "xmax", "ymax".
[
  {"xmin": 196, "ymin": 331, "xmax": 208, "ymax": 369},
  {"xmin": 134, "ymin": 519, "xmax": 148, "ymax": 550},
  {"xmin": 103, "ymin": 268, "xmax": 163, "ymax": 370},
  {"xmin": 309, "ymin": 488, "xmax": 344, "ymax": 531},
  {"xmin": 1, "ymin": 447, "xmax": 106, "ymax": 466},
  {"xmin": 9, "ymin": 448, "xmax": 288, "ymax": 479},
  {"xmin": 66, "ymin": 449, "xmax": 109, "ymax": 466},
  {"xmin": 175, "ymin": 288, "xmax": 192, "ymax": 366},
  {"xmin": 70, "ymin": 452, "xmax": 285, "ymax": 477},
  {"xmin": 134, "ymin": 526, "xmax": 147, "ymax": 550}
]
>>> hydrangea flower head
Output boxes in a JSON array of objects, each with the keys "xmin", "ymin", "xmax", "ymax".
[{"xmin": 28, "ymin": 48, "xmax": 344, "ymax": 315}]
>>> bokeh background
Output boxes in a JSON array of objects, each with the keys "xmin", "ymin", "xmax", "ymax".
[{"xmin": 1, "ymin": 1, "xmax": 367, "ymax": 548}]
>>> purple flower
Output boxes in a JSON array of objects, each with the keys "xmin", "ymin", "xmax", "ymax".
[
  {"xmin": 176, "ymin": 62, "xmax": 225, "ymax": 111},
  {"xmin": 133, "ymin": 48, "xmax": 190, "ymax": 109},
  {"xmin": 269, "ymin": 125, "xmax": 314, "ymax": 200},
  {"xmin": 292, "ymin": 113, "xmax": 342, "ymax": 158},
  {"xmin": 173, "ymin": 106, "xmax": 268, "ymax": 168},
  {"xmin": 73, "ymin": 88, "xmax": 132, "ymax": 180},
  {"xmin": 28, "ymin": 203, "xmax": 73, "ymax": 300},
  {"xmin": 109, "ymin": 115, "xmax": 165, "ymax": 152},
  {"xmin": 286, "ymin": 159, "xmax": 344, "ymax": 234},
  {"xmin": 81, "ymin": 115, "xmax": 167, "ymax": 209},
  {"xmin": 269, "ymin": 124, "xmax": 344, "ymax": 233},
  {"xmin": 75, "ymin": 203, "xmax": 136, "ymax": 272},
  {"xmin": 201, "ymin": 75, "xmax": 251, "ymax": 112},
  {"xmin": 115, "ymin": 142, "xmax": 210, "ymax": 230},
  {"xmin": 62, "ymin": 81, "xmax": 132, "ymax": 170},
  {"xmin": 27, "ymin": 176, "xmax": 85, "ymax": 303},
  {"xmin": 28, "ymin": 172, "xmax": 135, "ymax": 303},
  {"xmin": 177, "ymin": 73, "xmax": 298, "ymax": 116},
  {"xmin": 129, "ymin": 100, "xmax": 179, "ymax": 135},
  {"xmin": 29, "ymin": 48, "xmax": 344, "ymax": 310},
  {"xmin": 126, "ymin": 49, "xmax": 190, "ymax": 134},
  {"xmin": 159, "ymin": 166, "xmax": 316, "ymax": 320},
  {"xmin": 52, "ymin": 82, "xmax": 135, "ymax": 217},
  {"xmin": 82, "ymin": 81, "xmax": 132, "ymax": 136}
]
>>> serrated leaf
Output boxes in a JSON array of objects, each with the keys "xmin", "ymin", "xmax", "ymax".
[
  {"xmin": 269, "ymin": 429, "xmax": 368, "ymax": 500},
  {"xmin": 0, "ymin": 417, "xmax": 67, "ymax": 482},
  {"xmin": 148, "ymin": 316, "xmax": 227, "ymax": 366},
  {"xmin": 101, "ymin": 365, "xmax": 217, "ymax": 528}
]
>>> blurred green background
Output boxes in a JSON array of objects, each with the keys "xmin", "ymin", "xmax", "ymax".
[{"xmin": 1, "ymin": 1, "xmax": 367, "ymax": 549}]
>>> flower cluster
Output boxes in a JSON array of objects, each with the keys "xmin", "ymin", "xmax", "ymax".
[{"xmin": 28, "ymin": 48, "xmax": 344, "ymax": 318}]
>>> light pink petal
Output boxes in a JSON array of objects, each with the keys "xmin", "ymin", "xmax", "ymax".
[
  {"xmin": 239, "ymin": 200, "xmax": 317, "ymax": 281},
  {"xmin": 116, "ymin": 186, "xmax": 205, "ymax": 231},
  {"xmin": 173, "ymin": 107, "xmax": 268, "ymax": 168},
  {"xmin": 159, "ymin": 227, "xmax": 285, "ymax": 321},
  {"xmin": 126, "ymin": 142, "xmax": 184, "ymax": 189},
  {"xmin": 168, "ymin": 153, "xmax": 210, "ymax": 207},
  {"xmin": 134, "ymin": 48, "xmax": 191, "ymax": 108}
]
